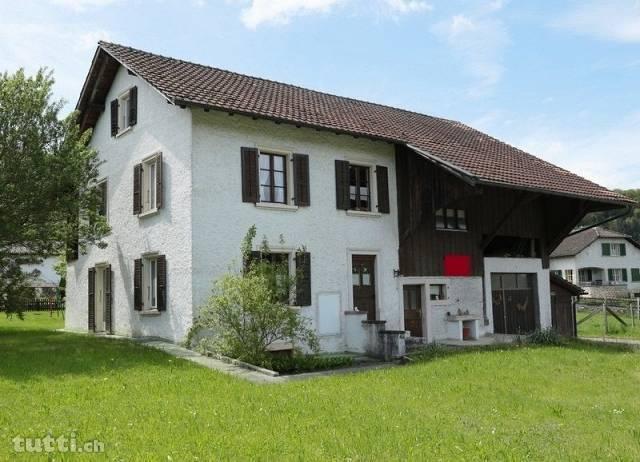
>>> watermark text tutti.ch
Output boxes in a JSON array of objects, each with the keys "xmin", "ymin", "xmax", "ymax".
[{"xmin": 12, "ymin": 433, "xmax": 105, "ymax": 454}]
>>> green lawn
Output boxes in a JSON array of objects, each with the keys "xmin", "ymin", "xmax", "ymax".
[
  {"xmin": 577, "ymin": 310, "xmax": 640, "ymax": 340},
  {"xmin": 2, "ymin": 313, "xmax": 640, "ymax": 460}
]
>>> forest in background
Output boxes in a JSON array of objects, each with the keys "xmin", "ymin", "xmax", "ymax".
[{"xmin": 579, "ymin": 189, "xmax": 640, "ymax": 240}]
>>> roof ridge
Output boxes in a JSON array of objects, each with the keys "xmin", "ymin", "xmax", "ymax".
[{"xmin": 97, "ymin": 41, "xmax": 460, "ymax": 126}]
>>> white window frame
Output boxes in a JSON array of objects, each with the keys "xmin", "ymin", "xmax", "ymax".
[
  {"xmin": 252, "ymin": 147, "xmax": 299, "ymax": 211},
  {"xmin": 610, "ymin": 268, "xmax": 624, "ymax": 283},
  {"xmin": 142, "ymin": 253, "xmax": 159, "ymax": 312},
  {"xmin": 344, "ymin": 160, "xmax": 382, "ymax": 217},
  {"xmin": 97, "ymin": 178, "xmax": 108, "ymax": 221},
  {"xmin": 429, "ymin": 283, "xmax": 447, "ymax": 301},
  {"xmin": 140, "ymin": 153, "xmax": 161, "ymax": 216},
  {"xmin": 610, "ymin": 243, "xmax": 623, "ymax": 257},
  {"xmin": 564, "ymin": 269, "xmax": 574, "ymax": 283},
  {"xmin": 116, "ymin": 89, "xmax": 132, "ymax": 136}
]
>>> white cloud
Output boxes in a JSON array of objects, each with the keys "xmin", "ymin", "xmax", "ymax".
[
  {"xmin": 240, "ymin": 0, "xmax": 346, "ymax": 29},
  {"xmin": 508, "ymin": 113, "xmax": 640, "ymax": 189},
  {"xmin": 432, "ymin": 11, "xmax": 508, "ymax": 96},
  {"xmin": 0, "ymin": 22, "xmax": 112, "ymax": 113},
  {"xmin": 383, "ymin": 0, "xmax": 432, "ymax": 14},
  {"xmin": 50, "ymin": 0, "xmax": 119, "ymax": 11},
  {"xmin": 557, "ymin": 0, "xmax": 640, "ymax": 43},
  {"xmin": 239, "ymin": 0, "xmax": 431, "ymax": 29}
]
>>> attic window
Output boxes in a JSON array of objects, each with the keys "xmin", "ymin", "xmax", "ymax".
[{"xmin": 110, "ymin": 86, "xmax": 138, "ymax": 137}]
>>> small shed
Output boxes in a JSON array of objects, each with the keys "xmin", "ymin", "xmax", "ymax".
[{"xmin": 550, "ymin": 273, "xmax": 586, "ymax": 337}]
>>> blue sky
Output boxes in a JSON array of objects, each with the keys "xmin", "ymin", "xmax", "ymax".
[{"xmin": 2, "ymin": 0, "xmax": 639, "ymax": 189}]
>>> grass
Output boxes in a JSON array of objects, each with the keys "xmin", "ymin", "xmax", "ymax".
[
  {"xmin": 577, "ymin": 310, "xmax": 640, "ymax": 340},
  {"xmin": 2, "ymin": 313, "xmax": 640, "ymax": 460}
]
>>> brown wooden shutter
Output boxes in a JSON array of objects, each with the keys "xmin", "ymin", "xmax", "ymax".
[
  {"xmin": 241, "ymin": 147, "xmax": 259, "ymax": 203},
  {"xmin": 128, "ymin": 86, "xmax": 138, "ymax": 127},
  {"xmin": 294, "ymin": 252, "xmax": 311, "ymax": 306},
  {"xmin": 292, "ymin": 153, "xmax": 310, "ymax": 206},
  {"xmin": 157, "ymin": 255, "xmax": 167, "ymax": 311},
  {"xmin": 88, "ymin": 268, "xmax": 96, "ymax": 331},
  {"xmin": 110, "ymin": 99, "xmax": 119, "ymax": 136},
  {"xmin": 133, "ymin": 163, "xmax": 142, "ymax": 214},
  {"xmin": 335, "ymin": 160, "xmax": 350, "ymax": 210},
  {"xmin": 134, "ymin": 259, "xmax": 143, "ymax": 311},
  {"xmin": 376, "ymin": 165, "xmax": 390, "ymax": 214},
  {"xmin": 104, "ymin": 265, "xmax": 113, "ymax": 334},
  {"xmin": 155, "ymin": 153, "xmax": 163, "ymax": 209}
]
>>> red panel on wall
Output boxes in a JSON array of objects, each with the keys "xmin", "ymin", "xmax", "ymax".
[{"xmin": 444, "ymin": 255, "xmax": 472, "ymax": 276}]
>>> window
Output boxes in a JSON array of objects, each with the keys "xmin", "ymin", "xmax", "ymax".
[
  {"xmin": 435, "ymin": 209, "xmax": 467, "ymax": 231},
  {"xmin": 632, "ymin": 268, "xmax": 640, "ymax": 282},
  {"xmin": 608, "ymin": 268, "xmax": 627, "ymax": 284},
  {"xmin": 564, "ymin": 269, "xmax": 574, "ymax": 283},
  {"xmin": 349, "ymin": 165, "xmax": 371, "ymax": 211},
  {"xmin": 603, "ymin": 242, "xmax": 626, "ymax": 256},
  {"xmin": 259, "ymin": 152, "xmax": 287, "ymax": 204},
  {"xmin": 403, "ymin": 285, "xmax": 422, "ymax": 310},
  {"xmin": 97, "ymin": 180, "xmax": 107, "ymax": 218},
  {"xmin": 429, "ymin": 284, "xmax": 446, "ymax": 301},
  {"xmin": 141, "ymin": 155, "xmax": 161, "ymax": 214},
  {"xmin": 551, "ymin": 270, "xmax": 562, "ymax": 277},
  {"xmin": 118, "ymin": 92, "xmax": 130, "ymax": 133},
  {"xmin": 143, "ymin": 255, "xmax": 158, "ymax": 310}
]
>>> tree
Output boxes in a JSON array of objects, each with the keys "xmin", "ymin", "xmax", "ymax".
[
  {"xmin": 579, "ymin": 189, "xmax": 640, "ymax": 240},
  {"xmin": 188, "ymin": 226, "xmax": 318, "ymax": 367},
  {"xmin": 0, "ymin": 68, "xmax": 109, "ymax": 314}
]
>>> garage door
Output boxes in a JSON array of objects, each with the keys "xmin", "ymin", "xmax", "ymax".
[{"xmin": 491, "ymin": 273, "xmax": 537, "ymax": 334}]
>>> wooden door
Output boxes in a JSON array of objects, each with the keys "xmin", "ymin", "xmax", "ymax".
[
  {"xmin": 403, "ymin": 285, "xmax": 423, "ymax": 337},
  {"xmin": 491, "ymin": 273, "xmax": 537, "ymax": 334},
  {"xmin": 352, "ymin": 255, "xmax": 376, "ymax": 321}
]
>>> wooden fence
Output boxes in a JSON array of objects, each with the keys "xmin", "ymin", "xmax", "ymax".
[
  {"xmin": 576, "ymin": 297, "xmax": 639, "ymax": 335},
  {"xmin": 1, "ymin": 299, "xmax": 65, "ymax": 313}
]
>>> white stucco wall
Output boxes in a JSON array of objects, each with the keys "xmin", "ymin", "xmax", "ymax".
[
  {"xmin": 484, "ymin": 258, "xmax": 552, "ymax": 331},
  {"xmin": 65, "ymin": 65, "xmax": 194, "ymax": 342},
  {"xmin": 398, "ymin": 276, "xmax": 485, "ymax": 341},
  {"xmin": 550, "ymin": 237, "xmax": 640, "ymax": 296},
  {"xmin": 190, "ymin": 110, "xmax": 400, "ymax": 352}
]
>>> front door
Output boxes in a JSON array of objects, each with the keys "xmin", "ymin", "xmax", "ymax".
[
  {"xmin": 491, "ymin": 273, "xmax": 537, "ymax": 334},
  {"xmin": 403, "ymin": 285, "xmax": 423, "ymax": 337},
  {"xmin": 352, "ymin": 255, "xmax": 376, "ymax": 321}
]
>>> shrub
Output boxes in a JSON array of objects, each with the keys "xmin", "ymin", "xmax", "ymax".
[
  {"xmin": 270, "ymin": 355, "xmax": 353, "ymax": 374},
  {"xmin": 187, "ymin": 226, "xmax": 318, "ymax": 366},
  {"xmin": 527, "ymin": 328, "xmax": 563, "ymax": 345}
]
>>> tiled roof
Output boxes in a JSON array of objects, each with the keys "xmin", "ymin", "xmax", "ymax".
[
  {"xmin": 87, "ymin": 41, "xmax": 634, "ymax": 206},
  {"xmin": 551, "ymin": 227, "xmax": 636, "ymax": 257}
]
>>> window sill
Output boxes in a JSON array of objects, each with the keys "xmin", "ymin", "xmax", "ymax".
[
  {"xmin": 138, "ymin": 208, "xmax": 159, "ymax": 218},
  {"xmin": 435, "ymin": 228, "xmax": 468, "ymax": 233},
  {"xmin": 139, "ymin": 309, "xmax": 161, "ymax": 316},
  {"xmin": 255, "ymin": 202, "xmax": 299, "ymax": 212},
  {"xmin": 346, "ymin": 210, "xmax": 382, "ymax": 218},
  {"xmin": 115, "ymin": 126, "xmax": 133, "ymax": 138}
]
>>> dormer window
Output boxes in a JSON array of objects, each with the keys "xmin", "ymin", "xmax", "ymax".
[{"xmin": 110, "ymin": 86, "xmax": 138, "ymax": 137}]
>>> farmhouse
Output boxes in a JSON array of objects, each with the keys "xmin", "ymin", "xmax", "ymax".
[
  {"xmin": 551, "ymin": 227, "xmax": 640, "ymax": 299},
  {"xmin": 66, "ymin": 42, "xmax": 634, "ymax": 355}
]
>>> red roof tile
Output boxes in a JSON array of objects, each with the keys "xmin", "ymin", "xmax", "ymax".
[{"xmin": 86, "ymin": 41, "xmax": 634, "ymax": 206}]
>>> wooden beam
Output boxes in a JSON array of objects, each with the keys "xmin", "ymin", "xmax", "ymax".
[
  {"xmin": 481, "ymin": 191, "xmax": 539, "ymax": 249},
  {"xmin": 546, "ymin": 200, "xmax": 588, "ymax": 252}
]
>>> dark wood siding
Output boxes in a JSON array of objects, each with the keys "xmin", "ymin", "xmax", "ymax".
[
  {"xmin": 395, "ymin": 145, "xmax": 590, "ymax": 277},
  {"xmin": 550, "ymin": 281, "xmax": 577, "ymax": 337}
]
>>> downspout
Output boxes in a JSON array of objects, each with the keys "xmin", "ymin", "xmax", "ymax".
[{"xmin": 567, "ymin": 205, "xmax": 634, "ymax": 236}]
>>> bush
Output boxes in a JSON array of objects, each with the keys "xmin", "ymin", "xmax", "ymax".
[
  {"xmin": 527, "ymin": 328, "xmax": 563, "ymax": 345},
  {"xmin": 187, "ymin": 226, "xmax": 318, "ymax": 366},
  {"xmin": 270, "ymin": 355, "xmax": 353, "ymax": 374}
]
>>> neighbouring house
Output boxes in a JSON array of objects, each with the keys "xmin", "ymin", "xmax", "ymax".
[
  {"xmin": 65, "ymin": 41, "xmax": 634, "ymax": 356},
  {"xmin": 10, "ymin": 247, "xmax": 61, "ymax": 298},
  {"xmin": 550, "ymin": 227, "xmax": 640, "ymax": 299}
]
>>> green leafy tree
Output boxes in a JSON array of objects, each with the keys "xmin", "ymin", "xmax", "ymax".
[
  {"xmin": 0, "ymin": 68, "xmax": 109, "ymax": 314},
  {"xmin": 189, "ymin": 226, "xmax": 318, "ymax": 367},
  {"xmin": 579, "ymin": 189, "xmax": 640, "ymax": 240}
]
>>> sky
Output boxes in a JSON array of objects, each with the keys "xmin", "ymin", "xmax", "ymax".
[{"xmin": 1, "ymin": 0, "xmax": 639, "ymax": 190}]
